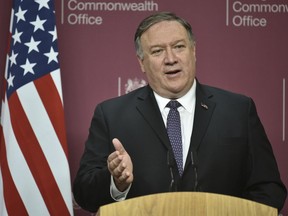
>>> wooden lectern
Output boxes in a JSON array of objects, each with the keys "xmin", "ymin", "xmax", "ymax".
[{"xmin": 97, "ymin": 192, "xmax": 277, "ymax": 216}]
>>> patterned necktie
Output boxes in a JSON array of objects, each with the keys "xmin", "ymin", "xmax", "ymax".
[{"xmin": 166, "ymin": 100, "xmax": 183, "ymax": 176}]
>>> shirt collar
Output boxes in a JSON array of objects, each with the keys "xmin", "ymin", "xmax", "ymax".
[{"xmin": 153, "ymin": 79, "xmax": 196, "ymax": 113}]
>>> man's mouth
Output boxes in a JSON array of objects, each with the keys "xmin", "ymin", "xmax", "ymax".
[{"xmin": 165, "ymin": 69, "xmax": 181, "ymax": 75}]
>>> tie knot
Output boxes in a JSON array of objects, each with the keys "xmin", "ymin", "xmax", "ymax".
[{"xmin": 166, "ymin": 100, "xmax": 181, "ymax": 109}]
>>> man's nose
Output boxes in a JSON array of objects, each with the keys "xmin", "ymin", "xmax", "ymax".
[{"xmin": 164, "ymin": 48, "xmax": 178, "ymax": 65}]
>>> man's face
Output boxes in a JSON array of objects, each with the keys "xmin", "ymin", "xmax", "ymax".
[{"xmin": 138, "ymin": 20, "xmax": 196, "ymax": 99}]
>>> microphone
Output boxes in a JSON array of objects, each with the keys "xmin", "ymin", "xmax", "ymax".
[
  {"xmin": 167, "ymin": 150, "xmax": 177, "ymax": 192},
  {"xmin": 191, "ymin": 151, "xmax": 199, "ymax": 191}
]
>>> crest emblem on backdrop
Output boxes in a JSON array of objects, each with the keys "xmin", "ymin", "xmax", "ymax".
[{"xmin": 124, "ymin": 78, "xmax": 147, "ymax": 94}]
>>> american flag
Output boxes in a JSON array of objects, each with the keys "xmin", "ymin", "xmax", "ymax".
[{"xmin": 0, "ymin": 0, "xmax": 73, "ymax": 215}]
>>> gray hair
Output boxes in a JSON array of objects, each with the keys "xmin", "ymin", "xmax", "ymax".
[{"xmin": 134, "ymin": 12, "xmax": 195, "ymax": 60}]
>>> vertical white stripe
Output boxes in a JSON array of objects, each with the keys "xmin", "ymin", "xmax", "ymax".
[
  {"xmin": 118, "ymin": 77, "xmax": 121, "ymax": 96},
  {"xmin": 2, "ymin": 96, "xmax": 49, "ymax": 215},
  {"xmin": 9, "ymin": 9, "xmax": 14, "ymax": 33},
  {"xmin": 4, "ymin": 56, "xmax": 9, "ymax": 82},
  {"xmin": 283, "ymin": 78, "xmax": 286, "ymax": 142},
  {"xmin": 17, "ymin": 82, "xmax": 73, "ymax": 215},
  {"xmin": 5, "ymin": 10, "xmax": 14, "ymax": 80},
  {"xmin": 0, "ymin": 166, "xmax": 8, "ymax": 216},
  {"xmin": 226, "ymin": 0, "xmax": 229, "ymax": 26},
  {"xmin": 50, "ymin": 69, "xmax": 64, "ymax": 104}
]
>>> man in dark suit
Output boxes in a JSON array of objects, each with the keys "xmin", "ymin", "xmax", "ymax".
[{"xmin": 73, "ymin": 12, "xmax": 287, "ymax": 213}]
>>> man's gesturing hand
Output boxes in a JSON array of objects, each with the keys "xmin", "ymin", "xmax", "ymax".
[{"xmin": 107, "ymin": 138, "xmax": 133, "ymax": 192}]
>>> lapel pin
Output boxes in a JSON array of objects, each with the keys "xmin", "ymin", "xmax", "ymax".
[{"xmin": 201, "ymin": 102, "xmax": 208, "ymax": 110}]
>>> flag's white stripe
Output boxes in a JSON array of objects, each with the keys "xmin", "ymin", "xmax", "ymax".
[
  {"xmin": 18, "ymin": 82, "xmax": 73, "ymax": 215},
  {"xmin": 5, "ymin": 9, "xmax": 14, "ymax": 80},
  {"xmin": 0, "ymin": 166, "xmax": 8, "ymax": 216},
  {"xmin": 50, "ymin": 69, "xmax": 64, "ymax": 104},
  {"xmin": 1, "ymin": 100, "xmax": 4, "ymax": 129},
  {"xmin": 2, "ymin": 96, "xmax": 49, "ymax": 215},
  {"xmin": 9, "ymin": 9, "xmax": 14, "ymax": 33},
  {"xmin": 5, "ymin": 55, "xmax": 9, "ymax": 81}
]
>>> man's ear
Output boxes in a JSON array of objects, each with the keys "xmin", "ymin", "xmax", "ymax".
[{"xmin": 137, "ymin": 55, "xmax": 145, "ymax": 73}]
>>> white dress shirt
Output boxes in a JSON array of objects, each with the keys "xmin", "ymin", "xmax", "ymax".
[
  {"xmin": 110, "ymin": 80, "xmax": 197, "ymax": 201},
  {"xmin": 153, "ymin": 80, "xmax": 196, "ymax": 168}
]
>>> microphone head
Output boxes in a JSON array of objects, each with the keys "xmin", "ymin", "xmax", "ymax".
[{"xmin": 167, "ymin": 149, "xmax": 176, "ymax": 167}]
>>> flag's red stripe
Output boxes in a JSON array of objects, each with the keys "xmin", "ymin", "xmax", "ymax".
[
  {"xmin": 34, "ymin": 73, "xmax": 68, "ymax": 157},
  {"xmin": 0, "ymin": 80, "xmax": 7, "ymax": 111},
  {"xmin": 9, "ymin": 93, "xmax": 70, "ymax": 216},
  {"xmin": 6, "ymin": 32, "xmax": 12, "ymax": 56},
  {"xmin": 0, "ymin": 126, "xmax": 28, "ymax": 215}
]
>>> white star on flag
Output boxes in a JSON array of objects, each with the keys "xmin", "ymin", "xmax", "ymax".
[
  {"xmin": 35, "ymin": 0, "xmax": 50, "ymax": 10},
  {"xmin": 49, "ymin": 27, "xmax": 57, "ymax": 42},
  {"xmin": 7, "ymin": 73, "xmax": 15, "ymax": 88},
  {"xmin": 15, "ymin": 6, "xmax": 27, "ymax": 23},
  {"xmin": 30, "ymin": 15, "xmax": 46, "ymax": 32},
  {"xmin": 20, "ymin": 59, "xmax": 36, "ymax": 75},
  {"xmin": 44, "ymin": 47, "xmax": 58, "ymax": 63},
  {"xmin": 12, "ymin": 29, "xmax": 23, "ymax": 45},
  {"xmin": 25, "ymin": 37, "xmax": 41, "ymax": 53},
  {"xmin": 9, "ymin": 51, "xmax": 18, "ymax": 66}
]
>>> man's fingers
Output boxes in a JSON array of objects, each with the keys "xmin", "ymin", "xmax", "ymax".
[
  {"xmin": 114, "ymin": 162, "xmax": 125, "ymax": 175},
  {"xmin": 109, "ymin": 138, "xmax": 134, "ymax": 188},
  {"xmin": 114, "ymin": 169, "xmax": 131, "ymax": 182},
  {"xmin": 107, "ymin": 151, "xmax": 119, "ymax": 163},
  {"xmin": 112, "ymin": 138, "xmax": 125, "ymax": 154},
  {"xmin": 118, "ymin": 172, "xmax": 129, "ymax": 182}
]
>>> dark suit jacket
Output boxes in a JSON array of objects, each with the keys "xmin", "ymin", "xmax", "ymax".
[{"xmin": 73, "ymin": 81, "xmax": 287, "ymax": 212}]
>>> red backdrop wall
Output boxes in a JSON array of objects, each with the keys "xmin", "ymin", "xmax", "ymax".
[{"xmin": 1, "ymin": 0, "xmax": 287, "ymax": 215}]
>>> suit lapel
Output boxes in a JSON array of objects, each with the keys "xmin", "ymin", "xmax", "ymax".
[
  {"xmin": 135, "ymin": 83, "xmax": 216, "ymax": 166},
  {"xmin": 190, "ymin": 83, "xmax": 216, "ymax": 152},
  {"xmin": 135, "ymin": 86, "xmax": 171, "ymax": 150}
]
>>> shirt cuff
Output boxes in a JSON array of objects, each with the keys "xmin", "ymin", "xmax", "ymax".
[{"xmin": 110, "ymin": 176, "xmax": 131, "ymax": 201}]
